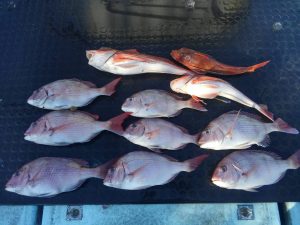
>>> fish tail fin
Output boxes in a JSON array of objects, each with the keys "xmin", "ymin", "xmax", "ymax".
[
  {"xmin": 185, "ymin": 98, "xmax": 207, "ymax": 112},
  {"xmin": 106, "ymin": 112, "xmax": 131, "ymax": 135},
  {"xmin": 246, "ymin": 60, "xmax": 270, "ymax": 72},
  {"xmin": 182, "ymin": 154, "xmax": 209, "ymax": 172},
  {"xmin": 288, "ymin": 149, "xmax": 300, "ymax": 169},
  {"xmin": 99, "ymin": 77, "xmax": 122, "ymax": 96},
  {"xmin": 273, "ymin": 118, "xmax": 299, "ymax": 134},
  {"xmin": 256, "ymin": 104, "xmax": 274, "ymax": 121},
  {"xmin": 93, "ymin": 159, "xmax": 118, "ymax": 179}
]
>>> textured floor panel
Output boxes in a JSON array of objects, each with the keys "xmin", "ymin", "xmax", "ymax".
[{"xmin": 0, "ymin": 0, "xmax": 299, "ymax": 204}]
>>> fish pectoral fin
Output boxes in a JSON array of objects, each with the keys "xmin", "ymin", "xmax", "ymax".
[
  {"xmin": 49, "ymin": 124, "xmax": 70, "ymax": 136},
  {"xmin": 127, "ymin": 166, "xmax": 147, "ymax": 180},
  {"xmin": 145, "ymin": 129, "xmax": 160, "ymax": 139},
  {"xmin": 257, "ymin": 135, "xmax": 271, "ymax": 148},
  {"xmin": 192, "ymin": 95, "xmax": 202, "ymax": 102},
  {"xmin": 144, "ymin": 102, "xmax": 155, "ymax": 110},
  {"xmin": 244, "ymin": 188, "xmax": 258, "ymax": 192},
  {"xmin": 225, "ymin": 109, "xmax": 241, "ymax": 139}
]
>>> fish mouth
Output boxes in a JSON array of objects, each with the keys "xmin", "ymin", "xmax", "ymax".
[
  {"xmin": 86, "ymin": 50, "xmax": 95, "ymax": 60},
  {"xmin": 5, "ymin": 184, "xmax": 14, "ymax": 192}
]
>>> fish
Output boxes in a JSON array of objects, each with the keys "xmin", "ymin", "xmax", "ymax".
[
  {"xmin": 198, "ymin": 111, "xmax": 298, "ymax": 150},
  {"xmin": 122, "ymin": 118, "xmax": 199, "ymax": 151},
  {"xmin": 86, "ymin": 47, "xmax": 195, "ymax": 76},
  {"xmin": 5, "ymin": 157, "xmax": 109, "ymax": 197},
  {"xmin": 171, "ymin": 48, "xmax": 270, "ymax": 75},
  {"xmin": 121, "ymin": 89, "xmax": 207, "ymax": 118},
  {"xmin": 24, "ymin": 111, "xmax": 130, "ymax": 146},
  {"xmin": 27, "ymin": 78, "xmax": 121, "ymax": 110},
  {"xmin": 103, "ymin": 151, "xmax": 208, "ymax": 190},
  {"xmin": 212, "ymin": 149, "xmax": 300, "ymax": 192},
  {"xmin": 170, "ymin": 75, "xmax": 274, "ymax": 121}
]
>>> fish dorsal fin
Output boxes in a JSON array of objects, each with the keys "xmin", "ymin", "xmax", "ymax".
[
  {"xmin": 167, "ymin": 91, "xmax": 185, "ymax": 101},
  {"xmin": 69, "ymin": 79, "xmax": 97, "ymax": 88},
  {"xmin": 225, "ymin": 109, "xmax": 241, "ymax": 139},
  {"xmin": 257, "ymin": 135, "xmax": 271, "ymax": 148},
  {"xmin": 226, "ymin": 110, "xmax": 263, "ymax": 122},
  {"xmin": 71, "ymin": 159, "xmax": 89, "ymax": 167},
  {"xmin": 98, "ymin": 47, "xmax": 114, "ymax": 51},
  {"xmin": 81, "ymin": 111, "xmax": 100, "ymax": 120},
  {"xmin": 148, "ymin": 147, "xmax": 162, "ymax": 153},
  {"xmin": 247, "ymin": 150, "xmax": 282, "ymax": 160},
  {"xmin": 168, "ymin": 110, "xmax": 182, "ymax": 118},
  {"xmin": 67, "ymin": 162, "xmax": 83, "ymax": 169},
  {"xmin": 175, "ymin": 124, "xmax": 189, "ymax": 134},
  {"xmin": 162, "ymin": 154, "xmax": 178, "ymax": 162},
  {"xmin": 123, "ymin": 49, "xmax": 140, "ymax": 54},
  {"xmin": 244, "ymin": 188, "xmax": 258, "ymax": 192}
]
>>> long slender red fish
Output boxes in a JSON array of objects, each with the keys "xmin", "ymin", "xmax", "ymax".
[{"xmin": 171, "ymin": 48, "xmax": 270, "ymax": 75}]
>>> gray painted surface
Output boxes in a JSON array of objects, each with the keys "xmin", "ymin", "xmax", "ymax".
[
  {"xmin": 0, "ymin": 206, "xmax": 38, "ymax": 225},
  {"xmin": 41, "ymin": 203, "xmax": 280, "ymax": 225}
]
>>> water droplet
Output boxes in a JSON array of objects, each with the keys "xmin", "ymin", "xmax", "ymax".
[{"xmin": 273, "ymin": 22, "xmax": 283, "ymax": 31}]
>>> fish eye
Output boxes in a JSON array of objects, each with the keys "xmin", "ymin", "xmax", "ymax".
[
  {"xmin": 131, "ymin": 124, "xmax": 137, "ymax": 128},
  {"xmin": 15, "ymin": 170, "xmax": 20, "ymax": 177},
  {"xmin": 221, "ymin": 165, "xmax": 227, "ymax": 172},
  {"xmin": 129, "ymin": 98, "xmax": 133, "ymax": 102},
  {"xmin": 204, "ymin": 130, "xmax": 210, "ymax": 135},
  {"xmin": 184, "ymin": 55, "xmax": 191, "ymax": 61}
]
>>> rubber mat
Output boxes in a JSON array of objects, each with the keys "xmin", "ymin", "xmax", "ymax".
[{"xmin": 0, "ymin": 0, "xmax": 300, "ymax": 204}]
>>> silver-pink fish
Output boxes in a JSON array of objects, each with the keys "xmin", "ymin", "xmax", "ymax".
[
  {"xmin": 122, "ymin": 118, "xmax": 199, "ymax": 151},
  {"xmin": 86, "ymin": 47, "xmax": 195, "ymax": 76},
  {"xmin": 27, "ymin": 78, "xmax": 121, "ymax": 110},
  {"xmin": 212, "ymin": 150, "xmax": 300, "ymax": 192},
  {"xmin": 5, "ymin": 157, "xmax": 108, "ymax": 197},
  {"xmin": 103, "ymin": 151, "xmax": 208, "ymax": 190},
  {"xmin": 24, "ymin": 111, "xmax": 130, "ymax": 146},
  {"xmin": 198, "ymin": 111, "xmax": 298, "ymax": 150},
  {"xmin": 121, "ymin": 89, "xmax": 206, "ymax": 118}
]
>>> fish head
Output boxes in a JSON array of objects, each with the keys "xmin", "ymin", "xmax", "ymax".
[
  {"xmin": 86, "ymin": 47, "xmax": 117, "ymax": 69},
  {"xmin": 24, "ymin": 117, "xmax": 52, "ymax": 142},
  {"xmin": 171, "ymin": 48, "xmax": 196, "ymax": 66},
  {"xmin": 5, "ymin": 165, "xmax": 31, "ymax": 194},
  {"xmin": 103, "ymin": 163, "xmax": 125, "ymax": 188},
  {"xmin": 211, "ymin": 160, "xmax": 240, "ymax": 188},
  {"xmin": 124, "ymin": 120, "xmax": 145, "ymax": 139},
  {"xmin": 198, "ymin": 125, "xmax": 224, "ymax": 149},
  {"xmin": 170, "ymin": 75, "xmax": 192, "ymax": 94},
  {"xmin": 27, "ymin": 87, "xmax": 48, "ymax": 108},
  {"xmin": 121, "ymin": 94, "xmax": 142, "ymax": 114}
]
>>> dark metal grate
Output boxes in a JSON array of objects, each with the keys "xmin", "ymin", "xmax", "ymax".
[{"xmin": 0, "ymin": 0, "xmax": 299, "ymax": 204}]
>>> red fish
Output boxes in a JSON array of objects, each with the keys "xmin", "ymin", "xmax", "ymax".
[{"xmin": 171, "ymin": 48, "xmax": 270, "ymax": 75}]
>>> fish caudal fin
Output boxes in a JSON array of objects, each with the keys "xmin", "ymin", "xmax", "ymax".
[
  {"xmin": 256, "ymin": 104, "xmax": 274, "ymax": 121},
  {"xmin": 185, "ymin": 98, "xmax": 207, "ymax": 112},
  {"xmin": 274, "ymin": 118, "xmax": 299, "ymax": 134},
  {"xmin": 288, "ymin": 149, "xmax": 300, "ymax": 169},
  {"xmin": 182, "ymin": 154, "xmax": 209, "ymax": 172},
  {"xmin": 246, "ymin": 60, "xmax": 270, "ymax": 72},
  {"xmin": 100, "ymin": 77, "xmax": 122, "ymax": 96},
  {"xmin": 107, "ymin": 112, "xmax": 131, "ymax": 135}
]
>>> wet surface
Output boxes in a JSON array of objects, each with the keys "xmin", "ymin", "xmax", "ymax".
[{"xmin": 0, "ymin": 0, "xmax": 299, "ymax": 204}]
